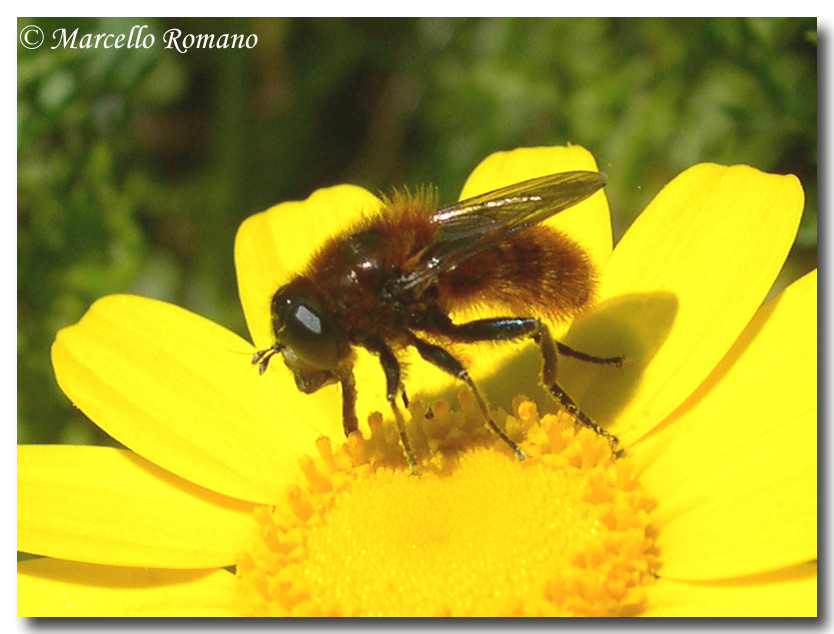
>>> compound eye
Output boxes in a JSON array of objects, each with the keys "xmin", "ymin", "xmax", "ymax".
[{"xmin": 271, "ymin": 283, "xmax": 344, "ymax": 370}]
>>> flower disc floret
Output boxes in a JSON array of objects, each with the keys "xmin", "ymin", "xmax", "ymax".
[{"xmin": 236, "ymin": 397, "xmax": 660, "ymax": 616}]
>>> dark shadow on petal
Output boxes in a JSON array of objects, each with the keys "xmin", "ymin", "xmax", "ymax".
[
  {"xmin": 559, "ymin": 291, "xmax": 679, "ymax": 426},
  {"xmin": 406, "ymin": 292, "xmax": 678, "ymax": 437}
]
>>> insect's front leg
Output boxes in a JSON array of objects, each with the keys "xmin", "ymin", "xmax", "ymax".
[
  {"xmin": 338, "ymin": 366, "xmax": 359, "ymax": 437},
  {"xmin": 364, "ymin": 338, "xmax": 418, "ymax": 470}
]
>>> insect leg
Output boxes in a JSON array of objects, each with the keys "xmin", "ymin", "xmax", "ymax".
[
  {"xmin": 532, "ymin": 321, "xmax": 623, "ymax": 457},
  {"xmin": 338, "ymin": 366, "xmax": 359, "ymax": 437},
  {"xmin": 407, "ymin": 333, "xmax": 526, "ymax": 460},
  {"xmin": 556, "ymin": 341, "xmax": 624, "ymax": 367},
  {"xmin": 365, "ymin": 338, "xmax": 418, "ymax": 470},
  {"xmin": 421, "ymin": 313, "xmax": 623, "ymax": 457}
]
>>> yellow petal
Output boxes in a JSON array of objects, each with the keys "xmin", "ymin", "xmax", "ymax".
[
  {"xmin": 637, "ymin": 270, "xmax": 816, "ymax": 579},
  {"xmin": 235, "ymin": 184, "xmax": 382, "ymax": 349},
  {"xmin": 18, "ymin": 558, "xmax": 238, "ymax": 616},
  {"xmin": 644, "ymin": 563, "xmax": 816, "ymax": 617},
  {"xmin": 18, "ymin": 445, "xmax": 254, "ymax": 567},
  {"xmin": 52, "ymin": 294, "xmax": 335, "ymax": 504},
  {"xmin": 459, "ymin": 145, "xmax": 613, "ymax": 270},
  {"xmin": 559, "ymin": 164, "xmax": 804, "ymax": 442}
]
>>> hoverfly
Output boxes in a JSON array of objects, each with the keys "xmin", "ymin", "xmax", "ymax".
[{"xmin": 253, "ymin": 171, "xmax": 623, "ymax": 466}]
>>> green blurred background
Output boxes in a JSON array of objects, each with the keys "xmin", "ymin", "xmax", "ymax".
[{"xmin": 18, "ymin": 17, "xmax": 817, "ymax": 446}]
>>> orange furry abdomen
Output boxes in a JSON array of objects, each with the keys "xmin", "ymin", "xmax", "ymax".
[{"xmin": 437, "ymin": 225, "xmax": 596, "ymax": 322}]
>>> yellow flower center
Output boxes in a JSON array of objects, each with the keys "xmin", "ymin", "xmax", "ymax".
[{"xmin": 235, "ymin": 396, "xmax": 660, "ymax": 616}]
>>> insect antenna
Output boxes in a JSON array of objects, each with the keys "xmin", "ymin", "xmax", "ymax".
[{"xmin": 251, "ymin": 343, "xmax": 284, "ymax": 375}]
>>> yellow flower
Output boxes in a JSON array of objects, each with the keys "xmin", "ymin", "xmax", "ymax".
[{"xmin": 18, "ymin": 146, "xmax": 815, "ymax": 616}]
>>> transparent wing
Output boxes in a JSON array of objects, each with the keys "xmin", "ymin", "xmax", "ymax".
[{"xmin": 400, "ymin": 171, "xmax": 606, "ymax": 290}]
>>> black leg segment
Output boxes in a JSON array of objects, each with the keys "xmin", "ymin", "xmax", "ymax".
[
  {"xmin": 339, "ymin": 367, "xmax": 359, "ymax": 436},
  {"xmin": 555, "ymin": 341, "xmax": 624, "ymax": 367},
  {"xmin": 418, "ymin": 313, "xmax": 623, "ymax": 457},
  {"xmin": 365, "ymin": 337, "xmax": 418, "ymax": 469},
  {"xmin": 407, "ymin": 333, "xmax": 526, "ymax": 459},
  {"xmin": 532, "ymin": 323, "xmax": 623, "ymax": 457}
]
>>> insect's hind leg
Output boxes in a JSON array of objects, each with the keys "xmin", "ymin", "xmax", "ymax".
[
  {"xmin": 421, "ymin": 314, "xmax": 623, "ymax": 457},
  {"xmin": 556, "ymin": 341, "xmax": 624, "ymax": 368},
  {"xmin": 407, "ymin": 333, "xmax": 526, "ymax": 460},
  {"xmin": 533, "ymin": 322, "xmax": 624, "ymax": 457}
]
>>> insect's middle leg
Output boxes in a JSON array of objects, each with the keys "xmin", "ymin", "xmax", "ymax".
[
  {"xmin": 407, "ymin": 332, "xmax": 526, "ymax": 459},
  {"xmin": 422, "ymin": 314, "xmax": 623, "ymax": 457}
]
